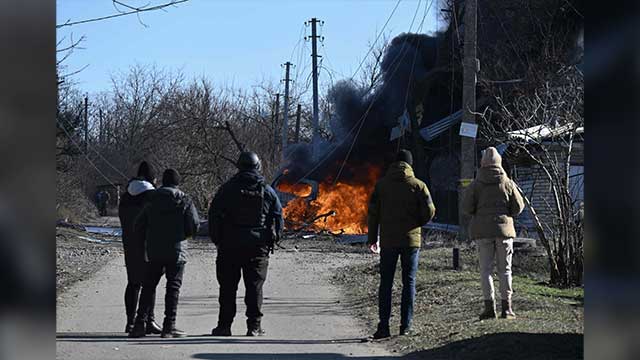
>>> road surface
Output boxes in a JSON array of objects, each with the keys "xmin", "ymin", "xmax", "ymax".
[{"xmin": 56, "ymin": 243, "xmax": 401, "ymax": 360}]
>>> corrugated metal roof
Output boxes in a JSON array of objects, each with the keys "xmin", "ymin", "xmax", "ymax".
[
  {"xmin": 507, "ymin": 122, "xmax": 583, "ymax": 142},
  {"xmin": 419, "ymin": 109, "xmax": 463, "ymax": 142}
]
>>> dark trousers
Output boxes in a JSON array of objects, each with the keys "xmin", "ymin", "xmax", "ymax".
[
  {"xmin": 135, "ymin": 261, "xmax": 185, "ymax": 326},
  {"xmin": 124, "ymin": 252, "xmax": 157, "ymax": 323},
  {"xmin": 216, "ymin": 250, "xmax": 269, "ymax": 327},
  {"xmin": 378, "ymin": 247, "xmax": 419, "ymax": 330}
]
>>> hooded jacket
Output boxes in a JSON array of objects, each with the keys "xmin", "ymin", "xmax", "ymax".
[
  {"xmin": 118, "ymin": 179, "xmax": 155, "ymax": 261},
  {"xmin": 208, "ymin": 170, "xmax": 283, "ymax": 253},
  {"xmin": 462, "ymin": 165, "xmax": 525, "ymax": 240},
  {"xmin": 367, "ymin": 161, "xmax": 436, "ymax": 248},
  {"xmin": 135, "ymin": 186, "xmax": 200, "ymax": 264}
]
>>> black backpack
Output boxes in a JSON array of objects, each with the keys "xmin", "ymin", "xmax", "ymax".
[{"xmin": 228, "ymin": 181, "xmax": 266, "ymax": 228}]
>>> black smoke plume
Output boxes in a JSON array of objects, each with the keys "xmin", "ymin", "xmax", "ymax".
[{"xmin": 282, "ymin": 33, "xmax": 441, "ymax": 183}]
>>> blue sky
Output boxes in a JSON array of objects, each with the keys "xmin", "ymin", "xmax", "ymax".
[{"xmin": 57, "ymin": 0, "xmax": 442, "ymax": 96}]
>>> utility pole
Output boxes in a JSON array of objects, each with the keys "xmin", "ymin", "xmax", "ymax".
[
  {"xmin": 272, "ymin": 93, "xmax": 280, "ymax": 163},
  {"xmin": 281, "ymin": 61, "xmax": 293, "ymax": 161},
  {"xmin": 307, "ymin": 18, "xmax": 323, "ymax": 156},
  {"xmin": 459, "ymin": 0, "xmax": 478, "ymax": 241},
  {"xmin": 294, "ymin": 103, "xmax": 302, "ymax": 143},
  {"xmin": 84, "ymin": 95, "xmax": 89, "ymax": 152}
]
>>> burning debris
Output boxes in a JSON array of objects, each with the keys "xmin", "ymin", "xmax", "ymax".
[
  {"xmin": 275, "ymin": 33, "xmax": 441, "ymax": 236},
  {"xmin": 277, "ymin": 163, "xmax": 382, "ymax": 235}
]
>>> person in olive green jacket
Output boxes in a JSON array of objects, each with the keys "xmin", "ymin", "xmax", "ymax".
[
  {"xmin": 367, "ymin": 150, "xmax": 436, "ymax": 339},
  {"xmin": 463, "ymin": 147, "xmax": 525, "ymax": 320}
]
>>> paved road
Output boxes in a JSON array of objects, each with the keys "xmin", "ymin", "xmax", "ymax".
[{"xmin": 56, "ymin": 246, "xmax": 399, "ymax": 360}]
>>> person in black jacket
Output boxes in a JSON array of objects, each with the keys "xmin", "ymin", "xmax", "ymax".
[
  {"xmin": 96, "ymin": 189, "xmax": 110, "ymax": 216},
  {"xmin": 118, "ymin": 161, "xmax": 162, "ymax": 334},
  {"xmin": 129, "ymin": 169, "xmax": 200, "ymax": 338},
  {"xmin": 208, "ymin": 151, "xmax": 283, "ymax": 337}
]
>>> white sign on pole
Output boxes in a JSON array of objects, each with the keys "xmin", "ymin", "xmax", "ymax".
[
  {"xmin": 390, "ymin": 109, "xmax": 413, "ymax": 141},
  {"xmin": 459, "ymin": 122, "xmax": 478, "ymax": 138}
]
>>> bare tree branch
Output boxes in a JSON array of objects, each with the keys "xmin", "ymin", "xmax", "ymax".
[{"xmin": 56, "ymin": 0, "xmax": 189, "ymax": 28}]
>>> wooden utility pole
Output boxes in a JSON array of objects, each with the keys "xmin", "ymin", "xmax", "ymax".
[
  {"xmin": 459, "ymin": 0, "xmax": 478, "ymax": 241},
  {"xmin": 272, "ymin": 93, "xmax": 280, "ymax": 162},
  {"xmin": 294, "ymin": 104, "xmax": 302, "ymax": 143},
  {"xmin": 281, "ymin": 61, "xmax": 293, "ymax": 160},
  {"xmin": 84, "ymin": 95, "xmax": 89, "ymax": 152},
  {"xmin": 307, "ymin": 18, "xmax": 322, "ymax": 156}
]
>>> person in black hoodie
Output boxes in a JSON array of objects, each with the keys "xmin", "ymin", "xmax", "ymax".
[
  {"xmin": 129, "ymin": 169, "xmax": 200, "ymax": 338},
  {"xmin": 208, "ymin": 151, "xmax": 283, "ymax": 337},
  {"xmin": 118, "ymin": 161, "xmax": 162, "ymax": 334}
]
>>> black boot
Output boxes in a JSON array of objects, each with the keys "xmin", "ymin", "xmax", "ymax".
[
  {"xmin": 161, "ymin": 318, "xmax": 186, "ymax": 338},
  {"xmin": 146, "ymin": 316, "xmax": 162, "ymax": 335},
  {"xmin": 500, "ymin": 299, "xmax": 516, "ymax": 319},
  {"xmin": 211, "ymin": 324, "xmax": 232, "ymax": 336},
  {"xmin": 125, "ymin": 317, "xmax": 134, "ymax": 333},
  {"xmin": 372, "ymin": 323, "xmax": 390, "ymax": 339},
  {"xmin": 124, "ymin": 284, "xmax": 141, "ymax": 333},
  {"xmin": 479, "ymin": 300, "xmax": 497, "ymax": 320},
  {"xmin": 246, "ymin": 319, "xmax": 265, "ymax": 337},
  {"xmin": 128, "ymin": 318, "xmax": 146, "ymax": 338}
]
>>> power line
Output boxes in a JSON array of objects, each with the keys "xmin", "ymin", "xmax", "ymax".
[
  {"xmin": 349, "ymin": 0, "xmax": 403, "ymax": 80},
  {"xmin": 61, "ymin": 112, "xmax": 129, "ymax": 180},
  {"xmin": 56, "ymin": 0, "xmax": 189, "ymax": 28},
  {"xmin": 292, "ymin": 0, "xmax": 423, "ymax": 185},
  {"xmin": 320, "ymin": 42, "xmax": 347, "ymax": 80},
  {"xmin": 333, "ymin": 0, "xmax": 432, "ymax": 184},
  {"xmin": 57, "ymin": 118, "xmax": 121, "ymax": 189},
  {"xmin": 295, "ymin": 19, "xmax": 420, "ymax": 186},
  {"xmin": 291, "ymin": 0, "xmax": 430, "ymax": 185},
  {"xmin": 289, "ymin": 22, "xmax": 306, "ymax": 62}
]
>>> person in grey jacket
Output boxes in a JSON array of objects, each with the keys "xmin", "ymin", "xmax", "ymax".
[{"xmin": 129, "ymin": 169, "xmax": 200, "ymax": 338}]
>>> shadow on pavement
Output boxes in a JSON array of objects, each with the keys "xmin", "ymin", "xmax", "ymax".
[
  {"xmin": 57, "ymin": 332, "xmax": 583, "ymax": 359},
  {"xmin": 55, "ymin": 332, "xmax": 369, "ymax": 345},
  {"xmin": 408, "ymin": 332, "xmax": 583, "ymax": 360},
  {"xmin": 177, "ymin": 295, "xmax": 354, "ymax": 317},
  {"xmin": 189, "ymin": 332, "xmax": 583, "ymax": 360},
  {"xmin": 192, "ymin": 354, "xmax": 392, "ymax": 360}
]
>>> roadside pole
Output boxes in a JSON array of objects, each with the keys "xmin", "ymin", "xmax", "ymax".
[{"xmin": 459, "ymin": 0, "xmax": 478, "ymax": 241}]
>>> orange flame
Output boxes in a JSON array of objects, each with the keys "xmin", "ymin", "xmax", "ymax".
[
  {"xmin": 277, "ymin": 164, "xmax": 382, "ymax": 234},
  {"xmin": 277, "ymin": 182, "xmax": 312, "ymax": 197}
]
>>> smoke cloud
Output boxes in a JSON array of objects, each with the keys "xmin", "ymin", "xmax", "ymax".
[{"xmin": 282, "ymin": 33, "xmax": 440, "ymax": 183}]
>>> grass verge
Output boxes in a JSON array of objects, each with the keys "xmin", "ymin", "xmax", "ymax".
[{"xmin": 332, "ymin": 245, "xmax": 583, "ymax": 359}]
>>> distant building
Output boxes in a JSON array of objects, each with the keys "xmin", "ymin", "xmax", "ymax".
[{"xmin": 501, "ymin": 124, "xmax": 584, "ymax": 239}]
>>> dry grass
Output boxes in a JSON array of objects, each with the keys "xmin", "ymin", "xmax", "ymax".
[{"xmin": 332, "ymin": 244, "xmax": 583, "ymax": 358}]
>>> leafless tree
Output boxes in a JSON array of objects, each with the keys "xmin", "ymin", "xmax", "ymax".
[
  {"xmin": 451, "ymin": 0, "xmax": 585, "ymax": 287},
  {"xmin": 357, "ymin": 32, "xmax": 391, "ymax": 93},
  {"xmin": 478, "ymin": 65, "xmax": 583, "ymax": 287}
]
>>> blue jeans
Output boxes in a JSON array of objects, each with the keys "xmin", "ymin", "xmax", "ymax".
[{"xmin": 378, "ymin": 247, "xmax": 420, "ymax": 330}]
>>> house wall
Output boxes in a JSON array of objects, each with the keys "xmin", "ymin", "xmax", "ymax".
[{"xmin": 510, "ymin": 144, "xmax": 584, "ymax": 240}]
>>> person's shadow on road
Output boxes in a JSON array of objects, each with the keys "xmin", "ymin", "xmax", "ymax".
[{"xmin": 57, "ymin": 332, "xmax": 583, "ymax": 359}]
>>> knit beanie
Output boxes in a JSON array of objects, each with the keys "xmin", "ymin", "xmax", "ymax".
[
  {"xmin": 162, "ymin": 169, "xmax": 180, "ymax": 187},
  {"xmin": 481, "ymin": 147, "xmax": 502, "ymax": 167},
  {"xmin": 137, "ymin": 161, "xmax": 155, "ymax": 183},
  {"xmin": 395, "ymin": 149, "xmax": 414, "ymax": 166}
]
